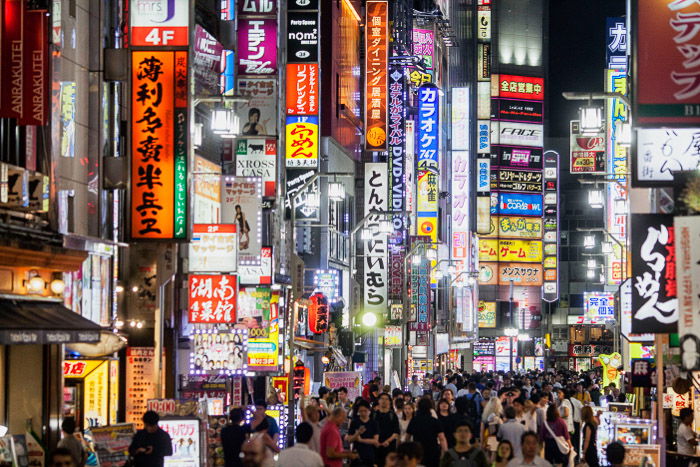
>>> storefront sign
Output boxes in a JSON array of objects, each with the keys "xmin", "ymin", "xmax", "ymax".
[
  {"xmin": 126, "ymin": 347, "xmax": 156, "ymax": 424},
  {"xmin": 478, "ymin": 120, "xmax": 491, "ymax": 154},
  {"xmin": 410, "ymin": 255, "xmax": 430, "ymax": 325},
  {"xmin": 323, "ymin": 372, "xmax": 362, "ymax": 401},
  {"xmin": 20, "ymin": 11, "xmax": 48, "ymax": 126},
  {"xmin": 584, "ymin": 292, "xmax": 615, "ymax": 323},
  {"xmin": 239, "ymin": 246, "xmax": 273, "ymax": 285},
  {"xmin": 238, "ymin": 0, "xmax": 278, "ymax": 15},
  {"xmin": 498, "ymin": 239, "xmax": 543, "ymax": 263},
  {"xmin": 190, "ymin": 330, "xmax": 247, "ymax": 375},
  {"xmin": 634, "ymin": 128, "xmax": 700, "ymax": 186},
  {"xmin": 412, "ymin": 29, "xmax": 435, "ymax": 79},
  {"xmin": 491, "ymin": 145, "xmax": 543, "ymax": 170},
  {"xmin": 313, "ymin": 270, "xmax": 340, "ymax": 302},
  {"xmin": 478, "ymin": 301, "xmax": 497, "ymax": 328},
  {"xmin": 189, "ymin": 224, "xmax": 238, "ymax": 273},
  {"xmin": 130, "ymin": 51, "xmax": 188, "ymax": 240},
  {"xmin": 364, "ymin": 163, "xmax": 388, "ymax": 314},
  {"xmin": 491, "ymin": 74, "xmax": 544, "ymax": 100},
  {"xmin": 478, "ymin": 82, "xmax": 491, "ymax": 119},
  {"xmin": 476, "ymin": 158, "xmax": 490, "ymax": 193},
  {"xmin": 287, "ymin": 11, "xmax": 319, "ymax": 63},
  {"xmin": 630, "ymin": 214, "xmax": 677, "ymax": 334},
  {"xmin": 635, "ymin": 0, "xmax": 700, "ymax": 125},
  {"xmin": 542, "ymin": 150, "xmax": 559, "ymax": 302},
  {"xmin": 417, "ymin": 85, "xmax": 440, "ymax": 169},
  {"xmin": 193, "ymin": 25, "xmax": 223, "ymax": 96},
  {"xmin": 237, "ymin": 78, "xmax": 278, "ymax": 137},
  {"xmin": 247, "ymin": 289, "xmax": 280, "ymax": 371},
  {"xmin": 235, "ymin": 139, "xmax": 276, "ymax": 198},
  {"xmin": 473, "ymin": 338, "xmax": 495, "ymax": 356},
  {"xmin": 478, "ymin": 43, "xmax": 491, "ymax": 81},
  {"xmin": 221, "ymin": 177, "xmax": 263, "ymax": 265},
  {"xmin": 570, "ymin": 121, "xmax": 606, "ymax": 173},
  {"xmin": 497, "ymin": 169, "xmax": 543, "ymax": 193},
  {"xmin": 569, "ymin": 344, "xmax": 613, "ymax": 357},
  {"xmin": 130, "ymin": 0, "xmax": 189, "ymax": 46},
  {"xmin": 498, "ymin": 262, "xmax": 544, "ymax": 286},
  {"xmin": 452, "ymin": 150, "xmax": 470, "ymax": 275},
  {"xmin": 238, "ymin": 18, "xmax": 277, "ymax": 75},
  {"xmin": 385, "ymin": 326, "xmax": 402, "ymax": 347},
  {"xmin": 365, "ymin": 1, "xmax": 388, "ymax": 151},
  {"xmin": 285, "ymin": 116, "xmax": 319, "ymax": 167},
  {"xmin": 416, "ymin": 170, "xmax": 438, "ymax": 214},
  {"xmin": 477, "ymin": 6, "xmax": 491, "ymax": 39},
  {"xmin": 606, "ymin": 17, "xmax": 627, "ymax": 70},
  {"xmin": 188, "ymin": 274, "xmax": 238, "ymax": 323},
  {"xmin": 308, "ymin": 292, "xmax": 329, "ymax": 334},
  {"xmin": 1, "ymin": 0, "xmax": 23, "ymax": 120},
  {"xmin": 484, "ymin": 216, "xmax": 543, "ymax": 239},
  {"xmin": 676, "ymin": 216, "xmax": 700, "ymax": 370},
  {"xmin": 492, "ymin": 192, "xmax": 543, "ymax": 217},
  {"xmin": 491, "ymin": 121, "xmax": 543, "ymax": 147},
  {"xmin": 496, "ymin": 336, "xmax": 516, "ymax": 357},
  {"xmin": 389, "ymin": 65, "xmax": 407, "ymax": 245},
  {"xmin": 285, "ymin": 169, "xmax": 319, "ymax": 220},
  {"xmin": 285, "ymin": 64, "xmax": 319, "ymax": 115},
  {"xmin": 452, "ymin": 88, "xmax": 470, "ymax": 150},
  {"xmin": 492, "ymin": 99, "xmax": 543, "ymax": 123}
]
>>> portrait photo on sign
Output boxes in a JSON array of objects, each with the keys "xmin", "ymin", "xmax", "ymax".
[
  {"xmin": 191, "ymin": 331, "xmax": 247, "ymax": 374},
  {"xmin": 681, "ymin": 334, "xmax": 700, "ymax": 372}
]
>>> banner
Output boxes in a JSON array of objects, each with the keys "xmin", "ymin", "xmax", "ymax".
[
  {"xmin": 630, "ymin": 214, "xmax": 677, "ymax": 334},
  {"xmin": 237, "ymin": 18, "xmax": 277, "ymax": 75},
  {"xmin": 221, "ymin": 177, "xmax": 263, "ymax": 265},
  {"xmin": 491, "ymin": 145, "xmax": 543, "ymax": 170},
  {"xmin": 189, "ymin": 275, "xmax": 238, "ymax": 323},
  {"xmin": 570, "ymin": 121, "xmax": 606, "ymax": 173},
  {"xmin": 235, "ymin": 139, "xmax": 276, "ymax": 197},
  {"xmin": 1, "ymin": 0, "xmax": 23, "ymax": 120},
  {"xmin": 364, "ymin": 163, "xmax": 388, "ymax": 314},
  {"xmin": 676, "ymin": 216, "xmax": 700, "ymax": 370},
  {"xmin": 130, "ymin": 0, "xmax": 189, "ymax": 46},
  {"xmin": 365, "ymin": 1, "xmax": 388, "ymax": 151},
  {"xmin": 189, "ymin": 224, "xmax": 238, "ymax": 272},
  {"xmin": 20, "ymin": 11, "xmax": 48, "ymax": 126},
  {"xmin": 634, "ymin": 128, "xmax": 700, "ymax": 186},
  {"xmin": 491, "ymin": 121, "xmax": 543, "ymax": 147},
  {"xmin": 323, "ymin": 372, "xmax": 362, "ymax": 401},
  {"xmin": 237, "ymin": 78, "xmax": 278, "ymax": 137}
]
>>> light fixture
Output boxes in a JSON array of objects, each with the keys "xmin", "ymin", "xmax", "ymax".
[
  {"xmin": 448, "ymin": 264, "xmax": 457, "ymax": 275},
  {"xmin": 616, "ymin": 121, "xmax": 631, "ymax": 146},
  {"xmin": 587, "ymin": 259, "xmax": 597, "ymax": 269},
  {"xmin": 321, "ymin": 355, "xmax": 330, "ymax": 365},
  {"xmin": 115, "ymin": 320, "xmax": 125, "ymax": 329},
  {"xmin": 328, "ymin": 182, "xmax": 345, "ymax": 202},
  {"xmin": 361, "ymin": 228, "xmax": 373, "ymax": 241},
  {"xmin": 602, "ymin": 241, "xmax": 613, "ymax": 254},
  {"xmin": 426, "ymin": 248, "xmax": 437, "ymax": 261},
  {"xmin": 412, "ymin": 255, "xmax": 421, "ymax": 266},
  {"xmin": 131, "ymin": 286, "xmax": 139, "ymax": 293},
  {"xmin": 433, "ymin": 270, "xmax": 443, "ymax": 280},
  {"xmin": 588, "ymin": 188, "xmax": 605, "ymax": 208},
  {"xmin": 600, "ymin": 273, "xmax": 606, "ymax": 283},
  {"xmin": 379, "ymin": 220, "xmax": 393, "ymax": 234},
  {"xmin": 25, "ymin": 270, "xmax": 45, "ymax": 294},
  {"xmin": 504, "ymin": 328, "xmax": 518, "ymax": 337},
  {"xmin": 116, "ymin": 285, "xmax": 125, "ymax": 293},
  {"xmin": 193, "ymin": 122, "xmax": 203, "ymax": 148},
  {"xmin": 362, "ymin": 311, "xmax": 378, "ymax": 327},
  {"xmin": 579, "ymin": 105, "xmax": 603, "ymax": 134},
  {"xmin": 129, "ymin": 320, "xmax": 137, "ymax": 327},
  {"xmin": 586, "ymin": 269, "xmax": 595, "ymax": 280},
  {"xmin": 211, "ymin": 107, "xmax": 240, "ymax": 138},
  {"xmin": 583, "ymin": 235, "xmax": 595, "ymax": 249},
  {"xmin": 136, "ymin": 321, "xmax": 143, "ymax": 329},
  {"xmin": 50, "ymin": 278, "xmax": 66, "ymax": 295},
  {"xmin": 305, "ymin": 192, "xmax": 320, "ymax": 208}
]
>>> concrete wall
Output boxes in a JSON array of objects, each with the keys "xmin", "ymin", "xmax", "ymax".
[{"xmin": 5, "ymin": 345, "xmax": 43, "ymax": 434}]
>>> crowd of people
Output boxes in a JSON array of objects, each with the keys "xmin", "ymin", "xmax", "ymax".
[{"xmin": 226, "ymin": 368, "xmax": 631, "ymax": 467}]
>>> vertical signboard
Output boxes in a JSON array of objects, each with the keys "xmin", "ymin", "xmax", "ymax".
[
  {"xmin": 412, "ymin": 29, "xmax": 435, "ymax": 82},
  {"xmin": 630, "ymin": 214, "xmax": 677, "ymax": 334},
  {"xmin": 126, "ymin": 347, "xmax": 157, "ymax": 424},
  {"xmin": 542, "ymin": 151, "xmax": 559, "ymax": 302},
  {"xmin": 388, "ymin": 66, "xmax": 406, "ymax": 245},
  {"xmin": 417, "ymin": 84, "xmax": 440, "ymax": 242},
  {"xmin": 237, "ymin": 18, "xmax": 278, "ymax": 75},
  {"xmin": 129, "ymin": 0, "xmax": 189, "ymax": 47},
  {"xmin": 364, "ymin": 1, "xmax": 389, "ymax": 151},
  {"xmin": 1, "ymin": 0, "xmax": 23, "ymax": 120},
  {"xmin": 453, "ymin": 88, "xmax": 470, "ymax": 150},
  {"xmin": 570, "ymin": 121, "xmax": 606, "ymax": 173},
  {"xmin": 364, "ymin": 163, "xmax": 388, "ymax": 315},
  {"xmin": 606, "ymin": 17, "xmax": 627, "ymax": 71},
  {"xmin": 285, "ymin": 116, "xmax": 319, "ymax": 167},
  {"xmin": 676, "ymin": 216, "xmax": 700, "ymax": 370},
  {"xmin": 188, "ymin": 274, "xmax": 238, "ymax": 323},
  {"xmin": 131, "ymin": 51, "xmax": 188, "ymax": 240},
  {"xmin": 221, "ymin": 177, "xmax": 263, "ymax": 265},
  {"xmin": 285, "ymin": 64, "xmax": 319, "ymax": 115},
  {"xmin": 20, "ymin": 11, "xmax": 48, "ymax": 126}
]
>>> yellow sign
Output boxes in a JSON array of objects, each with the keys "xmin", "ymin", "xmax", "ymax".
[
  {"xmin": 484, "ymin": 216, "xmax": 543, "ymax": 239},
  {"xmin": 498, "ymin": 239, "xmax": 543, "ymax": 263},
  {"xmin": 478, "ymin": 238, "xmax": 498, "ymax": 262},
  {"xmin": 285, "ymin": 116, "xmax": 319, "ymax": 168},
  {"xmin": 478, "ymin": 301, "xmax": 497, "ymax": 328},
  {"xmin": 65, "ymin": 360, "xmax": 112, "ymax": 428},
  {"xmin": 598, "ymin": 352, "xmax": 622, "ymax": 388}
]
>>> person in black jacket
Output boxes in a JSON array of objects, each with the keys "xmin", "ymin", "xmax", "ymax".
[
  {"xmin": 129, "ymin": 411, "xmax": 173, "ymax": 467},
  {"xmin": 221, "ymin": 408, "xmax": 249, "ymax": 467}
]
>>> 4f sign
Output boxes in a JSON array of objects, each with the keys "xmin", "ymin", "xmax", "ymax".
[{"xmin": 130, "ymin": 0, "xmax": 189, "ymax": 47}]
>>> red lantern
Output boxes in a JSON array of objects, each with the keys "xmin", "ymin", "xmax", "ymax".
[
  {"xmin": 308, "ymin": 292, "xmax": 329, "ymax": 334},
  {"xmin": 292, "ymin": 360, "xmax": 309, "ymax": 399}
]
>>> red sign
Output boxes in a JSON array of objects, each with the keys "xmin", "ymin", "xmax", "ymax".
[
  {"xmin": 1, "ymin": 0, "xmax": 24, "ymax": 119},
  {"xmin": 308, "ymin": 292, "xmax": 329, "ymax": 334},
  {"xmin": 364, "ymin": 1, "xmax": 389, "ymax": 151},
  {"xmin": 286, "ymin": 63, "xmax": 319, "ymax": 115},
  {"xmin": 635, "ymin": 0, "xmax": 700, "ymax": 125},
  {"xmin": 20, "ymin": 11, "xmax": 48, "ymax": 126},
  {"xmin": 188, "ymin": 274, "xmax": 238, "ymax": 323},
  {"xmin": 492, "ymin": 74, "xmax": 544, "ymax": 101}
]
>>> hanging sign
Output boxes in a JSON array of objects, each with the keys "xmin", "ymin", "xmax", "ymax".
[
  {"xmin": 188, "ymin": 275, "xmax": 238, "ymax": 324},
  {"xmin": 130, "ymin": 0, "xmax": 189, "ymax": 47},
  {"xmin": 308, "ymin": 292, "xmax": 329, "ymax": 334},
  {"xmin": 364, "ymin": 0, "xmax": 389, "ymax": 151}
]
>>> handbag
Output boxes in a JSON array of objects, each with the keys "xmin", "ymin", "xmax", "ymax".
[{"xmin": 544, "ymin": 420, "xmax": 571, "ymax": 455}]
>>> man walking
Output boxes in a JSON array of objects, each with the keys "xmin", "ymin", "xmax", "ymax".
[
  {"xmin": 129, "ymin": 411, "xmax": 173, "ymax": 467},
  {"xmin": 276, "ymin": 422, "xmax": 323, "ymax": 467},
  {"xmin": 507, "ymin": 432, "xmax": 552, "ymax": 467},
  {"xmin": 320, "ymin": 407, "xmax": 358, "ymax": 467}
]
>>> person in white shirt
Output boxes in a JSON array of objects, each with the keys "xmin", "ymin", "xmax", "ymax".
[
  {"xmin": 408, "ymin": 375, "xmax": 423, "ymax": 399},
  {"xmin": 507, "ymin": 431, "xmax": 552, "ymax": 467},
  {"xmin": 677, "ymin": 407, "xmax": 699, "ymax": 456},
  {"xmin": 276, "ymin": 422, "xmax": 323, "ymax": 467},
  {"xmin": 556, "ymin": 389, "xmax": 574, "ymax": 435},
  {"xmin": 498, "ymin": 407, "xmax": 527, "ymax": 458}
]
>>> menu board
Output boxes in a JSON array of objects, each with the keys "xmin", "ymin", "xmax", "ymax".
[
  {"xmin": 91, "ymin": 424, "xmax": 135, "ymax": 467},
  {"xmin": 126, "ymin": 347, "xmax": 157, "ymax": 425},
  {"xmin": 160, "ymin": 418, "xmax": 201, "ymax": 467}
]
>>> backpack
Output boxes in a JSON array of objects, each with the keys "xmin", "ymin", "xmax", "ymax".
[
  {"xmin": 464, "ymin": 393, "xmax": 480, "ymax": 422},
  {"xmin": 444, "ymin": 447, "xmax": 482, "ymax": 467}
]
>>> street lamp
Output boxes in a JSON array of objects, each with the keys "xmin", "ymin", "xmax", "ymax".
[
  {"xmin": 584, "ymin": 235, "xmax": 596, "ymax": 249},
  {"xmin": 602, "ymin": 241, "xmax": 613, "ymax": 254},
  {"xmin": 328, "ymin": 182, "xmax": 346, "ymax": 202},
  {"xmin": 210, "ymin": 106, "xmax": 240, "ymax": 137},
  {"xmin": 425, "ymin": 247, "xmax": 438, "ymax": 261},
  {"xmin": 588, "ymin": 187, "xmax": 605, "ymax": 208},
  {"xmin": 579, "ymin": 104, "xmax": 603, "ymax": 135}
]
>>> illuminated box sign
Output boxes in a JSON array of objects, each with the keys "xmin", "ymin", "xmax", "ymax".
[
  {"xmin": 238, "ymin": 0, "xmax": 278, "ymax": 16},
  {"xmin": 606, "ymin": 17, "xmax": 627, "ymax": 70},
  {"xmin": 221, "ymin": 177, "xmax": 263, "ymax": 266},
  {"xmin": 584, "ymin": 292, "xmax": 616, "ymax": 323},
  {"xmin": 478, "ymin": 301, "xmax": 497, "ymax": 328},
  {"xmin": 189, "ymin": 224, "xmax": 238, "ymax": 273},
  {"xmin": 478, "ymin": 120, "xmax": 491, "ymax": 154},
  {"xmin": 130, "ymin": 0, "xmax": 189, "ymax": 46},
  {"xmin": 286, "ymin": 64, "xmax": 319, "ymax": 115},
  {"xmin": 188, "ymin": 275, "xmax": 238, "ymax": 324},
  {"xmin": 492, "ymin": 74, "xmax": 544, "ymax": 101},
  {"xmin": 492, "ymin": 192, "xmax": 543, "ymax": 217},
  {"xmin": 235, "ymin": 139, "xmax": 277, "ymax": 198},
  {"xmin": 364, "ymin": 1, "xmax": 389, "ymax": 151},
  {"xmin": 412, "ymin": 28, "xmax": 435, "ymax": 80},
  {"xmin": 478, "ymin": 239, "xmax": 543, "ymax": 263},
  {"xmin": 288, "ymin": 0, "xmax": 319, "ymax": 9},
  {"xmin": 418, "ymin": 85, "xmax": 440, "ymax": 169},
  {"xmin": 491, "ymin": 145, "xmax": 543, "ymax": 170},
  {"xmin": 287, "ymin": 11, "xmax": 319, "ymax": 63},
  {"xmin": 477, "ymin": 158, "xmax": 491, "ymax": 193},
  {"xmin": 285, "ymin": 116, "xmax": 319, "ymax": 167},
  {"xmin": 238, "ymin": 18, "xmax": 278, "ymax": 75},
  {"xmin": 473, "ymin": 338, "xmax": 495, "ymax": 356},
  {"xmin": 542, "ymin": 150, "xmax": 559, "ymax": 302},
  {"xmin": 364, "ymin": 163, "xmax": 389, "ymax": 314},
  {"xmin": 478, "ymin": 43, "xmax": 491, "ymax": 81},
  {"xmin": 496, "ymin": 169, "xmax": 543, "ymax": 193},
  {"xmin": 478, "ymin": 6, "xmax": 491, "ymax": 39},
  {"xmin": 478, "ymin": 262, "xmax": 544, "ymax": 286},
  {"xmin": 482, "ymin": 216, "xmax": 543, "ymax": 239},
  {"xmin": 491, "ymin": 121, "xmax": 544, "ymax": 147},
  {"xmin": 19, "ymin": 11, "xmax": 48, "ymax": 126},
  {"xmin": 570, "ymin": 121, "xmax": 606, "ymax": 173},
  {"xmin": 190, "ymin": 330, "xmax": 247, "ymax": 375},
  {"xmin": 237, "ymin": 78, "xmax": 278, "ymax": 137},
  {"xmin": 130, "ymin": 51, "xmax": 188, "ymax": 240},
  {"xmin": 635, "ymin": 1, "xmax": 700, "ymax": 125},
  {"xmin": 410, "ymin": 255, "xmax": 430, "ymax": 324},
  {"xmin": 389, "ymin": 66, "xmax": 407, "ymax": 245},
  {"xmin": 492, "ymin": 99, "xmax": 544, "ymax": 123},
  {"xmin": 239, "ymin": 246, "xmax": 273, "ymax": 285}
]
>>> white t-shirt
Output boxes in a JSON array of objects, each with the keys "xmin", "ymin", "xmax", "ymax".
[
  {"xmin": 560, "ymin": 399, "xmax": 574, "ymax": 433},
  {"xmin": 678, "ymin": 422, "xmax": 697, "ymax": 455},
  {"xmin": 568, "ymin": 397, "xmax": 583, "ymax": 424}
]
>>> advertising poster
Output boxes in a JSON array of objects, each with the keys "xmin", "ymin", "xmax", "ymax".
[
  {"xmin": 160, "ymin": 419, "xmax": 200, "ymax": 467},
  {"xmin": 235, "ymin": 139, "xmax": 277, "ymax": 197},
  {"xmin": 188, "ymin": 274, "xmax": 238, "ymax": 324},
  {"xmin": 364, "ymin": 1, "xmax": 388, "ymax": 151},
  {"xmin": 473, "ymin": 339, "xmax": 495, "ymax": 356},
  {"xmin": 492, "ymin": 192, "xmax": 543, "ymax": 217},
  {"xmin": 91, "ymin": 424, "xmax": 135, "ymax": 467},
  {"xmin": 237, "ymin": 78, "xmax": 278, "ymax": 137},
  {"xmin": 364, "ymin": 163, "xmax": 388, "ymax": 314},
  {"xmin": 191, "ymin": 331, "xmax": 247, "ymax": 375},
  {"xmin": 188, "ymin": 224, "xmax": 237, "ymax": 273},
  {"xmin": 237, "ymin": 287, "xmax": 280, "ymax": 371},
  {"xmin": 126, "ymin": 347, "xmax": 157, "ymax": 425},
  {"xmin": 623, "ymin": 445, "xmax": 660, "ymax": 467},
  {"xmin": 221, "ymin": 177, "xmax": 263, "ymax": 265},
  {"xmin": 385, "ymin": 325, "xmax": 402, "ymax": 347},
  {"xmin": 323, "ymin": 372, "xmax": 363, "ymax": 401},
  {"xmin": 473, "ymin": 356, "xmax": 495, "ymax": 372},
  {"xmin": 286, "ymin": 64, "xmax": 319, "ymax": 115},
  {"xmin": 584, "ymin": 292, "xmax": 615, "ymax": 324},
  {"xmin": 491, "ymin": 145, "xmax": 543, "ymax": 170},
  {"xmin": 237, "ymin": 18, "xmax": 277, "ymax": 75},
  {"xmin": 570, "ymin": 121, "xmax": 606, "ymax": 173},
  {"xmin": 676, "ymin": 216, "xmax": 700, "ymax": 370},
  {"xmin": 478, "ymin": 301, "xmax": 497, "ymax": 328},
  {"xmin": 634, "ymin": 128, "xmax": 700, "ymax": 186},
  {"xmin": 630, "ymin": 214, "xmax": 677, "ymax": 334},
  {"xmin": 238, "ymin": 246, "xmax": 273, "ymax": 285},
  {"xmin": 285, "ymin": 116, "xmax": 319, "ymax": 168}
]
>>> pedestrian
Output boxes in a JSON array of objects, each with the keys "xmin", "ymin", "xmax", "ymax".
[
  {"xmin": 492, "ymin": 441, "xmax": 514, "ymax": 467},
  {"xmin": 336, "ymin": 387, "xmax": 353, "ymax": 412},
  {"xmin": 347, "ymin": 400, "xmax": 379, "ymax": 466},
  {"xmin": 128, "ymin": 410, "xmax": 174, "ymax": 467},
  {"xmin": 375, "ymin": 393, "xmax": 401, "ymax": 465},
  {"xmin": 540, "ymin": 405, "xmax": 571, "ymax": 467},
  {"xmin": 303, "ymin": 404, "xmax": 323, "ymax": 454},
  {"xmin": 580, "ymin": 406, "xmax": 599, "ymax": 467},
  {"xmin": 244, "ymin": 417, "xmax": 278, "ymax": 467},
  {"xmin": 677, "ymin": 407, "xmax": 699, "ymax": 456},
  {"xmin": 507, "ymin": 431, "xmax": 552, "ymax": 467},
  {"xmin": 397, "ymin": 442, "xmax": 424, "ymax": 467},
  {"xmin": 407, "ymin": 397, "xmax": 448, "ymax": 467},
  {"xmin": 399, "ymin": 401, "xmax": 415, "ymax": 443},
  {"xmin": 276, "ymin": 422, "xmax": 323, "ymax": 467},
  {"xmin": 363, "ymin": 377, "xmax": 382, "ymax": 401},
  {"xmin": 221, "ymin": 408, "xmax": 248, "ymax": 467},
  {"xmin": 57, "ymin": 417, "xmax": 86, "ymax": 467},
  {"xmin": 321, "ymin": 407, "xmax": 359, "ymax": 466},
  {"xmin": 48, "ymin": 448, "xmax": 77, "ymax": 467},
  {"xmin": 604, "ymin": 442, "xmax": 625, "ymax": 467},
  {"xmin": 498, "ymin": 406, "xmax": 526, "ymax": 457},
  {"xmin": 250, "ymin": 400, "xmax": 280, "ymax": 447},
  {"xmin": 439, "ymin": 422, "xmax": 489, "ymax": 467},
  {"xmin": 437, "ymin": 398, "xmax": 458, "ymax": 448}
]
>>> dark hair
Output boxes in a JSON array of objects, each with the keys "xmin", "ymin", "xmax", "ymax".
[
  {"xmin": 606, "ymin": 442, "xmax": 626, "ymax": 465},
  {"xmin": 454, "ymin": 420, "xmax": 472, "ymax": 432},
  {"xmin": 248, "ymin": 108, "xmax": 261, "ymax": 118},
  {"xmin": 61, "ymin": 417, "xmax": 77, "ymax": 434},
  {"xmin": 496, "ymin": 440, "xmax": 514, "ymax": 462},
  {"xmin": 680, "ymin": 407, "xmax": 694, "ymax": 420},
  {"xmin": 337, "ymin": 386, "xmax": 348, "ymax": 394},
  {"xmin": 49, "ymin": 447, "xmax": 74, "ymax": 464},
  {"xmin": 392, "ymin": 388, "xmax": 403, "ymax": 398},
  {"xmin": 546, "ymin": 404, "xmax": 560, "ymax": 422},
  {"xmin": 229, "ymin": 408, "xmax": 244, "ymax": 423},
  {"xmin": 513, "ymin": 397, "xmax": 526, "ymax": 406},
  {"xmin": 397, "ymin": 441, "xmax": 423, "ymax": 461},
  {"xmin": 395, "ymin": 398, "xmax": 405, "ymax": 411},
  {"xmin": 417, "ymin": 396, "xmax": 434, "ymax": 414},
  {"xmin": 143, "ymin": 410, "xmax": 160, "ymax": 426},
  {"xmin": 378, "ymin": 392, "xmax": 392, "ymax": 402},
  {"xmin": 437, "ymin": 398, "xmax": 451, "ymax": 413},
  {"xmin": 468, "ymin": 382, "xmax": 477, "ymax": 391},
  {"xmin": 521, "ymin": 431, "xmax": 539, "ymax": 444},
  {"xmin": 369, "ymin": 384, "xmax": 379, "ymax": 394},
  {"xmin": 402, "ymin": 401, "xmax": 415, "ymax": 420},
  {"xmin": 296, "ymin": 422, "xmax": 314, "ymax": 444},
  {"xmin": 530, "ymin": 393, "xmax": 541, "ymax": 404},
  {"xmin": 505, "ymin": 406, "xmax": 516, "ymax": 420},
  {"xmin": 318, "ymin": 386, "xmax": 329, "ymax": 398},
  {"xmin": 254, "ymin": 399, "xmax": 267, "ymax": 409}
]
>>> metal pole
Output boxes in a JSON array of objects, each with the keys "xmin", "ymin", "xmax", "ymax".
[
  {"xmin": 509, "ymin": 279, "xmax": 514, "ymax": 372},
  {"xmin": 286, "ymin": 300, "xmax": 298, "ymax": 447}
]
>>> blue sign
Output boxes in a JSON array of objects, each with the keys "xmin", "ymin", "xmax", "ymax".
[
  {"xmin": 492, "ymin": 192, "xmax": 543, "ymax": 216},
  {"xmin": 606, "ymin": 17, "xmax": 627, "ymax": 71},
  {"xmin": 417, "ymin": 85, "xmax": 439, "ymax": 170}
]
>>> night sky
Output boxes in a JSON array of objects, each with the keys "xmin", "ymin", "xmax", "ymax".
[{"xmin": 548, "ymin": 0, "xmax": 626, "ymax": 138}]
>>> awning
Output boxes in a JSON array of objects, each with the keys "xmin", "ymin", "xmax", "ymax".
[{"xmin": 0, "ymin": 298, "xmax": 102, "ymax": 345}]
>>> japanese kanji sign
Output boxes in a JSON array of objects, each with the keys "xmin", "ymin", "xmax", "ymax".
[
  {"xmin": 634, "ymin": 0, "xmax": 700, "ymax": 125},
  {"xmin": 634, "ymin": 128, "xmax": 700, "ymax": 186},
  {"xmin": 675, "ymin": 216, "xmax": 700, "ymax": 369},
  {"xmin": 189, "ymin": 274, "xmax": 238, "ymax": 324},
  {"xmin": 478, "ymin": 239, "xmax": 543, "ymax": 263},
  {"xmin": 237, "ymin": 18, "xmax": 278, "ymax": 75},
  {"xmin": 417, "ymin": 85, "xmax": 440, "ymax": 170},
  {"xmin": 364, "ymin": 163, "xmax": 388, "ymax": 315},
  {"xmin": 412, "ymin": 28, "xmax": 435, "ymax": 80},
  {"xmin": 365, "ymin": 1, "xmax": 388, "ymax": 151},
  {"xmin": 483, "ymin": 216, "xmax": 543, "ymax": 239},
  {"xmin": 630, "ymin": 214, "xmax": 678, "ymax": 334},
  {"xmin": 584, "ymin": 292, "xmax": 616, "ymax": 323},
  {"xmin": 285, "ymin": 116, "xmax": 319, "ymax": 167},
  {"xmin": 286, "ymin": 64, "xmax": 319, "ymax": 115},
  {"xmin": 389, "ymin": 66, "xmax": 407, "ymax": 246},
  {"xmin": 478, "ymin": 301, "xmax": 497, "ymax": 328},
  {"xmin": 235, "ymin": 139, "xmax": 277, "ymax": 198},
  {"xmin": 491, "ymin": 74, "xmax": 544, "ymax": 100},
  {"xmin": 237, "ymin": 0, "xmax": 277, "ymax": 16},
  {"xmin": 606, "ymin": 17, "xmax": 627, "ymax": 70},
  {"xmin": 130, "ymin": 51, "xmax": 188, "ymax": 240},
  {"xmin": 188, "ymin": 224, "xmax": 238, "ymax": 273}
]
